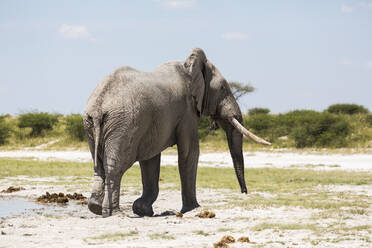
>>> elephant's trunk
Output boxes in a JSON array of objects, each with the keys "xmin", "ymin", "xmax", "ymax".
[{"xmin": 226, "ymin": 127, "xmax": 247, "ymax": 193}]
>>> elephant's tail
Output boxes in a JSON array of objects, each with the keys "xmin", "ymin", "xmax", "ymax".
[{"xmin": 93, "ymin": 118, "xmax": 102, "ymax": 172}]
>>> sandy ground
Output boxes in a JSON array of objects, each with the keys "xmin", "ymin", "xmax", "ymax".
[
  {"xmin": 0, "ymin": 150, "xmax": 371, "ymax": 247},
  {"xmin": 0, "ymin": 176, "xmax": 371, "ymax": 248},
  {"xmin": 0, "ymin": 150, "xmax": 372, "ymax": 171}
]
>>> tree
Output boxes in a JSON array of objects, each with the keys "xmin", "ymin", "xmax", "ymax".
[
  {"xmin": 228, "ymin": 81, "xmax": 255, "ymax": 101},
  {"xmin": 18, "ymin": 112, "xmax": 59, "ymax": 136}
]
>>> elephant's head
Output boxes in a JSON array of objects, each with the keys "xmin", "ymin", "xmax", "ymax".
[{"xmin": 184, "ymin": 48, "xmax": 270, "ymax": 193}]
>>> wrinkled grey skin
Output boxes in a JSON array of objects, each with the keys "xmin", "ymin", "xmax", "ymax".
[{"xmin": 83, "ymin": 48, "xmax": 247, "ymax": 217}]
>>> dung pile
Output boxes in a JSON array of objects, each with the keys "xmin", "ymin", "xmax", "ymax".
[
  {"xmin": 214, "ymin": 235, "xmax": 235, "ymax": 248},
  {"xmin": 237, "ymin": 236, "xmax": 250, "ymax": 242},
  {"xmin": 1, "ymin": 186, "xmax": 25, "ymax": 193},
  {"xmin": 66, "ymin": 193, "xmax": 86, "ymax": 201},
  {"xmin": 196, "ymin": 210, "xmax": 215, "ymax": 218},
  {"xmin": 37, "ymin": 192, "xmax": 87, "ymax": 204},
  {"xmin": 37, "ymin": 192, "xmax": 68, "ymax": 204},
  {"xmin": 214, "ymin": 235, "xmax": 251, "ymax": 247}
]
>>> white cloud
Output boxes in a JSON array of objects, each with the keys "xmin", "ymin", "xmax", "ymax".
[
  {"xmin": 341, "ymin": 1, "xmax": 372, "ymax": 13},
  {"xmin": 157, "ymin": 0, "xmax": 195, "ymax": 9},
  {"xmin": 221, "ymin": 32, "xmax": 249, "ymax": 41},
  {"xmin": 341, "ymin": 3, "xmax": 354, "ymax": 13},
  {"xmin": 359, "ymin": 1, "xmax": 372, "ymax": 10},
  {"xmin": 59, "ymin": 24, "xmax": 91, "ymax": 40},
  {"xmin": 367, "ymin": 60, "xmax": 372, "ymax": 69}
]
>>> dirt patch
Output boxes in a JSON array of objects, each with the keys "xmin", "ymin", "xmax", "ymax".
[
  {"xmin": 36, "ymin": 192, "xmax": 87, "ymax": 205},
  {"xmin": 196, "ymin": 210, "xmax": 216, "ymax": 218},
  {"xmin": 1, "ymin": 186, "xmax": 26, "ymax": 193}
]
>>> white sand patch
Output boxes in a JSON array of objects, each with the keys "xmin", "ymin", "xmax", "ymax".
[
  {"xmin": 0, "ymin": 177, "xmax": 371, "ymax": 247},
  {"xmin": 1, "ymin": 150, "xmax": 371, "ymax": 171}
]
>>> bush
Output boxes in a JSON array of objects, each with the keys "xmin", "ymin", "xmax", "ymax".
[
  {"xmin": 244, "ymin": 114, "xmax": 275, "ymax": 138},
  {"xmin": 243, "ymin": 110, "xmax": 351, "ymax": 148},
  {"xmin": 198, "ymin": 116, "xmax": 218, "ymax": 140},
  {"xmin": 18, "ymin": 112, "xmax": 59, "ymax": 137},
  {"xmin": 248, "ymin": 108, "xmax": 270, "ymax": 115},
  {"xmin": 290, "ymin": 112, "xmax": 350, "ymax": 148},
  {"xmin": 243, "ymin": 110, "xmax": 317, "ymax": 141},
  {"xmin": 327, "ymin": 104, "xmax": 369, "ymax": 115},
  {"xmin": 0, "ymin": 116, "xmax": 11, "ymax": 145},
  {"xmin": 65, "ymin": 114, "xmax": 86, "ymax": 141},
  {"xmin": 365, "ymin": 114, "xmax": 372, "ymax": 127}
]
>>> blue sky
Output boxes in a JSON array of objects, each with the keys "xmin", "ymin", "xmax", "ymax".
[{"xmin": 0, "ymin": 0, "xmax": 371, "ymax": 115}]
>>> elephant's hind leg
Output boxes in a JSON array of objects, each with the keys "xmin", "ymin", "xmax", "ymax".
[
  {"xmin": 133, "ymin": 154, "xmax": 161, "ymax": 217},
  {"xmin": 101, "ymin": 157, "xmax": 125, "ymax": 218}
]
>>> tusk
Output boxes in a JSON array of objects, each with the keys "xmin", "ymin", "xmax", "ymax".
[{"xmin": 229, "ymin": 118, "xmax": 271, "ymax": 146}]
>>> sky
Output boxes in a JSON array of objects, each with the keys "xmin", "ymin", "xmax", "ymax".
[{"xmin": 0, "ymin": 0, "xmax": 371, "ymax": 115}]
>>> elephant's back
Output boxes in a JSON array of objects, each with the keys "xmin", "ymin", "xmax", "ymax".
[
  {"xmin": 85, "ymin": 66, "xmax": 140, "ymax": 111},
  {"xmin": 86, "ymin": 63, "xmax": 187, "ymax": 112}
]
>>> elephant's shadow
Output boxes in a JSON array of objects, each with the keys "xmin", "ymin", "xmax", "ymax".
[{"xmin": 128, "ymin": 210, "xmax": 177, "ymax": 218}]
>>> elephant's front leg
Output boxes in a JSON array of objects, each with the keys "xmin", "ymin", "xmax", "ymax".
[
  {"xmin": 133, "ymin": 154, "xmax": 160, "ymax": 217},
  {"xmin": 177, "ymin": 119, "xmax": 200, "ymax": 213},
  {"xmin": 101, "ymin": 157, "xmax": 124, "ymax": 218}
]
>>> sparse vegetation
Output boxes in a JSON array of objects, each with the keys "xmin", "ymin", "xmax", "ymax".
[
  {"xmin": 89, "ymin": 231, "xmax": 138, "ymax": 241},
  {"xmin": 1, "ymin": 158, "xmax": 371, "ymax": 192},
  {"xmin": 193, "ymin": 230, "xmax": 211, "ymax": 236},
  {"xmin": 149, "ymin": 232, "xmax": 175, "ymax": 240}
]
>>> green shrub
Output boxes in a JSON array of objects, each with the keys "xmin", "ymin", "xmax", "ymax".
[
  {"xmin": 244, "ymin": 114, "xmax": 275, "ymax": 138},
  {"xmin": 65, "ymin": 114, "xmax": 86, "ymax": 141},
  {"xmin": 198, "ymin": 116, "xmax": 218, "ymax": 140},
  {"xmin": 276, "ymin": 110, "xmax": 318, "ymax": 133},
  {"xmin": 327, "ymin": 104, "xmax": 369, "ymax": 115},
  {"xmin": 0, "ymin": 116, "xmax": 11, "ymax": 145},
  {"xmin": 18, "ymin": 112, "xmax": 59, "ymax": 137},
  {"xmin": 365, "ymin": 114, "xmax": 372, "ymax": 127},
  {"xmin": 248, "ymin": 108, "xmax": 270, "ymax": 115},
  {"xmin": 243, "ymin": 110, "xmax": 352, "ymax": 148},
  {"xmin": 243, "ymin": 110, "xmax": 317, "ymax": 141},
  {"xmin": 290, "ymin": 112, "xmax": 350, "ymax": 148}
]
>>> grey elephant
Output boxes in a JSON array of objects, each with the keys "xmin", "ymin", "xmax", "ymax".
[{"xmin": 83, "ymin": 48, "xmax": 270, "ymax": 218}]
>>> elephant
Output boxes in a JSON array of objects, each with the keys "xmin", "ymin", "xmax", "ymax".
[{"xmin": 83, "ymin": 48, "xmax": 270, "ymax": 218}]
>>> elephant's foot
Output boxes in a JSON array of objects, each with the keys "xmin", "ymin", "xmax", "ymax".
[
  {"xmin": 101, "ymin": 206, "xmax": 120, "ymax": 218},
  {"xmin": 132, "ymin": 198, "xmax": 154, "ymax": 217},
  {"xmin": 88, "ymin": 193, "xmax": 103, "ymax": 215},
  {"xmin": 180, "ymin": 202, "xmax": 200, "ymax": 214}
]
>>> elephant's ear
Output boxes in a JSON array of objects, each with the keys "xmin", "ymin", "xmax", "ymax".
[{"xmin": 184, "ymin": 48, "xmax": 208, "ymax": 115}]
